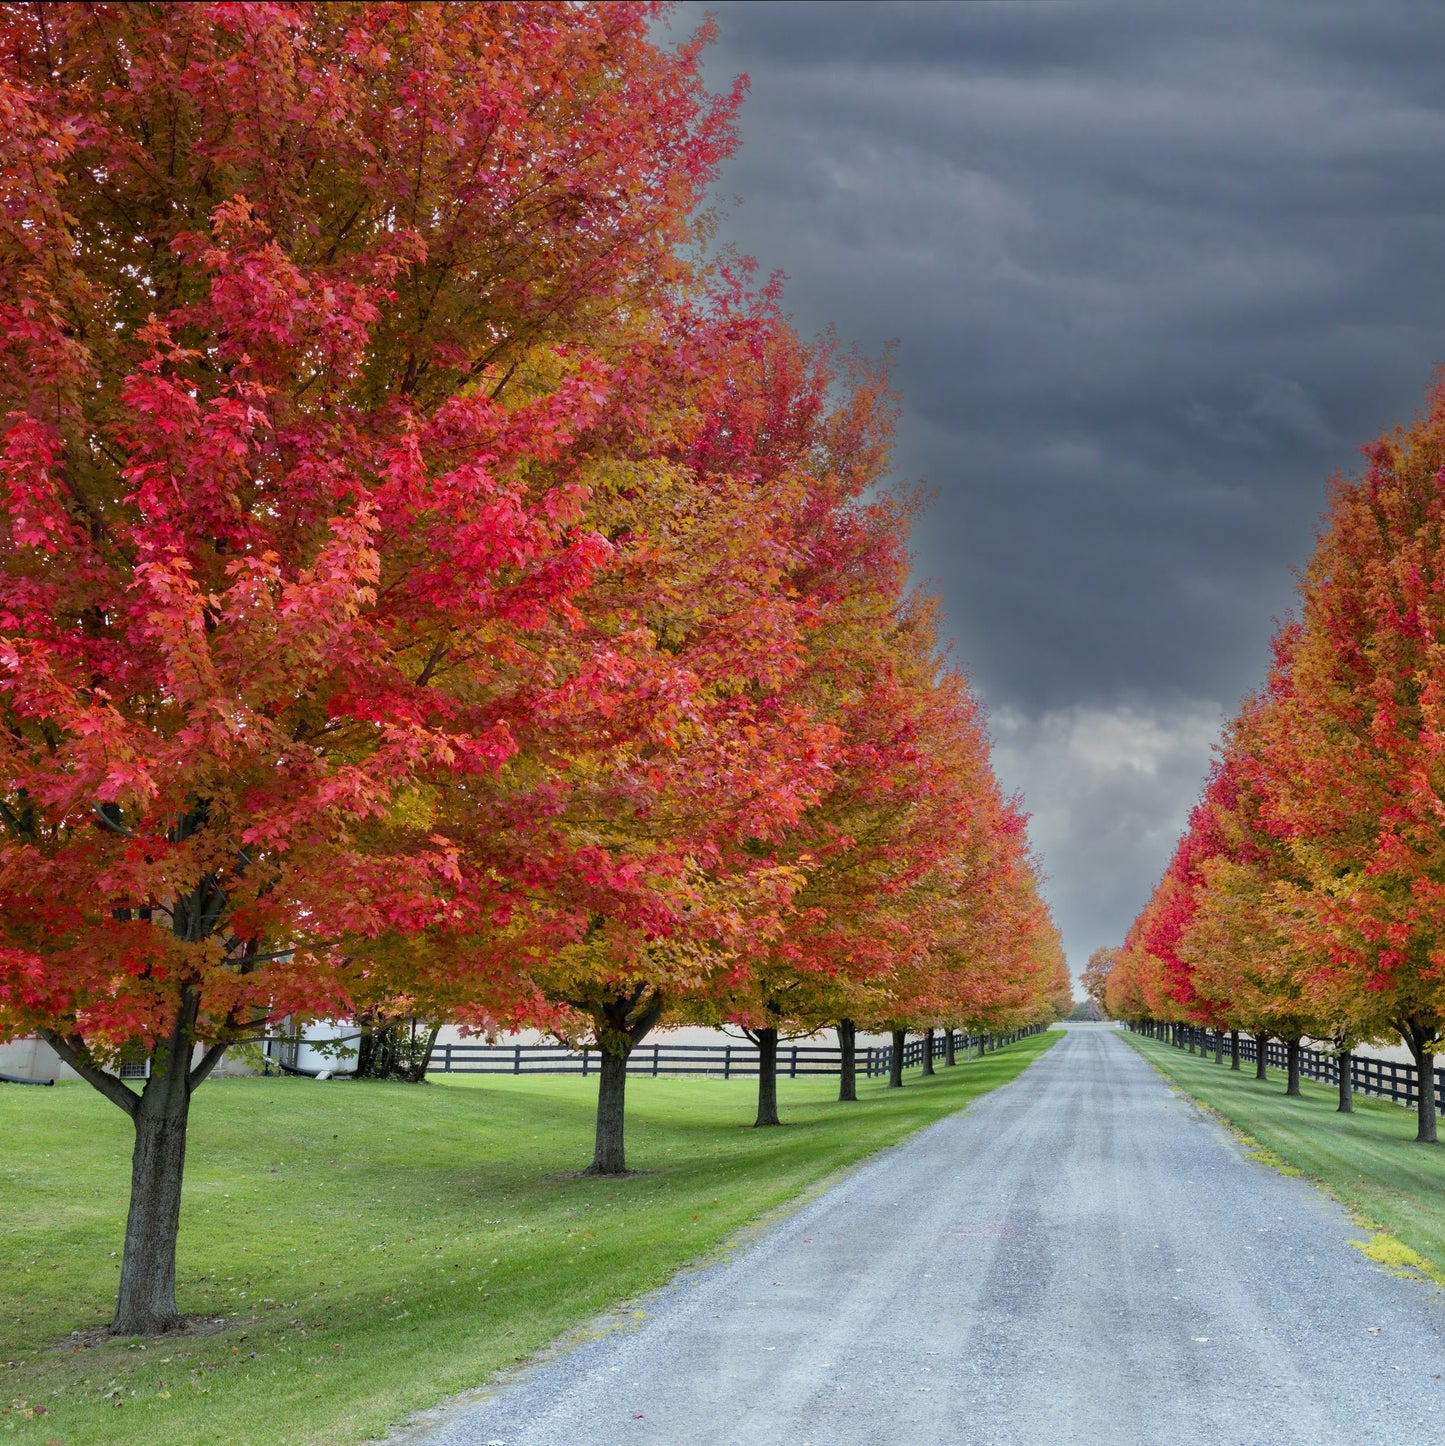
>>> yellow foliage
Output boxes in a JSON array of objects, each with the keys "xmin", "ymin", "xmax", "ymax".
[
  {"xmin": 385, "ymin": 785, "xmax": 439, "ymax": 832},
  {"xmin": 1348, "ymin": 1231, "xmax": 1444, "ymax": 1284}
]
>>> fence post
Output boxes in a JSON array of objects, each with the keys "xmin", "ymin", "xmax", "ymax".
[
  {"xmin": 443, "ymin": 1042, "xmax": 452, "ymax": 1073},
  {"xmin": 513, "ymin": 1043, "xmax": 521, "ymax": 1075},
  {"xmin": 653, "ymin": 1043, "xmax": 660, "ymax": 1078},
  {"xmin": 790, "ymin": 1046, "xmax": 798, "ymax": 1079},
  {"xmin": 724, "ymin": 1044, "xmax": 731, "ymax": 1080}
]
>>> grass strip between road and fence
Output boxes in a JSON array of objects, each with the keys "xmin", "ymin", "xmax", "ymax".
[
  {"xmin": 1124, "ymin": 1031, "xmax": 1445, "ymax": 1282},
  {"xmin": 0, "ymin": 1029, "xmax": 1056, "ymax": 1446}
]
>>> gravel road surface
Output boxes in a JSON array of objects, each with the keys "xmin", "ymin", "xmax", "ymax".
[{"xmin": 395, "ymin": 1024, "xmax": 1445, "ymax": 1445}]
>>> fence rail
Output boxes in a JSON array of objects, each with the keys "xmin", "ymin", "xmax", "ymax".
[
  {"xmin": 1133, "ymin": 1021, "xmax": 1438, "ymax": 1110},
  {"xmin": 424, "ymin": 1025, "xmax": 1046, "ymax": 1080}
]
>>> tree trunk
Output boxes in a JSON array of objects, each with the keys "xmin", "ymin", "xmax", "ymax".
[
  {"xmin": 943, "ymin": 1029, "xmax": 956, "ymax": 1067},
  {"xmin": 114, "ymin": 1073, "xmax": 192, "ymax": 1334},
  {"xmin": 43, "ymin": 989, "xmax": 227, "ymax": 1336},
  {"xmin": 403, "ymin": 1021, "xmax": 443, "ymax": 1084},
  {"xmin": 889, "ymin": 1029, "xmax": 905, "ymax": 1088},
  {"xmin": 356, "ymin": 1013, "xmax": 400, "ymax": 1079},
  {"xmin": 753, "ymin": 1027, "xmax": 780, "ymax": 1127},
  {"xmin": 1187, "ymin": 1027, "xmax": 1196, "ymax": 1054},
  {"xmin": 355, "ymin": 1015, "xmax": 381, "ymax": 1077},
  {"xmin": 587, "ymin": 1047, "xmax": 631, "ymax": 1175},
  {"xmin": 837, "ymin": 1019, "xmax": 858, "ymax": 1102},
  {"xmin": 1418, "ymin": 1049, "xmax": 1438, "ymax": 1144},
  {"xmin": 581, "ymin": 988, "xmax": 665, "ymax": 1175},
  {"xmin": 1285, "ymin": 1037, "xmax": 1301, "ymax": 1097},
  {"xmin": 921, "ymin": 1027, "xmax": 935, "ymax": 1077},
  {"xmin": 1402, "ymin": 1025, "xmax": 1439, "ymax": 1144},
  {"xmin": 1230, "ymin": 1030, "xmax": 1240, "ymax": 1071},
  {"xmin": 1214, "ymin": 1029, "xmax": 1224, "ymax": 1065},
  {"xmin": 1337, "ymin": 1048, "xmax": 1353, "ymax": 1114},
  {"xmin": 1255, "ymin": 1033, "xmax": 1269, "ymax": 1081}
]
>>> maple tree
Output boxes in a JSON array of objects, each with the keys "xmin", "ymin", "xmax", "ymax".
[
  {"xmin": 1119, "ymin": 376, "xmax": 1445, "ymax": 1130},
  {"xmin": 0, "ymin": 4, "xmax": 1072, "ymax": 1352},
  {"xmin": 1108, "ymin": 888, "xmax": 1187, "ymax": 1036},
  {"xmin": 717, "ymin": 578, "xmax": 1064, "ymax": 1116},
  {"xmin": 744, "ymin": 512, "xmax": 939, "ymax": 1112},
  {"xmin": 1187, "ymin": 673, "xmax": 1391, "ymax": 1102},
  {"xmin": 490, "ymin": 454, "xmax": 832, "ymax": 1169},
  {"xmin": 459, "ymin": 297, "xmax": 869, "ymax": 1167},
  {"xmin": 0, "ymin": 0, "xmax": 741, "ymax": 1331},
  {"xmin": 552, "ymin": 303, "xmax": 876, "ymax": 1154},
  {"xmin": 484, "ymin": 295, "xmax": 1069, "ymax": 1141},
  {"xmin": 1115, "ymin": 732, "xmax": 1312, "ymax": 1086},
  {"xmin": 1101, "ymin": 929, "xmax": 1150, "ymax": 1025},
  {"xmin": 336, "ymin": 274, "xmax": 889, "ymax": 1169},
  {"xmin": 1082, "ymin": 947, "xmax": 1116, "ymax": 1016},
  {"xmin": 682, "ymin": 497, "xmax": 937, "ymax": 1122},
  {"xmin": 550, "ymin": 291, "xmax": 1068, "ymax": 1143},
  {"xmin": 844, "ymin": 655, "xmax": 1065, "ymax": 1089},
  {"xmin": 1244, "ymin": 383, "xmax": 1445, "ymax": 1142}
]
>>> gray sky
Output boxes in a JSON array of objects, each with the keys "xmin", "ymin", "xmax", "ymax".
[{"xmin": 665, "ymin": 1, "xmax": 1445, "ymax": 981}]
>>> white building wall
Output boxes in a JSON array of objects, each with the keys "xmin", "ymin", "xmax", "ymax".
[{"xmin": 0, "ymin": 1034, "xmax": 256, "ymax": 1083}]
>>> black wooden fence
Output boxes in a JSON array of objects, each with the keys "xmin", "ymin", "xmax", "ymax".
[
  {"xmin": 424, "ymin": 1024, "xmax": 1047, "ymax": 1080},
  {"xmin": 1133, "ymin": 1021, "xmax": 1440, "ymax": 1111}
]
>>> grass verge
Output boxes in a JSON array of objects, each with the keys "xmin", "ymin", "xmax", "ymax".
[
  {"xmin": 0, "ymin": 1030, "xmax": 1055, "ymax": 1444},
  {"xmin": 1123, "ymin": 1032, "xmax": 1445, "ymax": 1283}
]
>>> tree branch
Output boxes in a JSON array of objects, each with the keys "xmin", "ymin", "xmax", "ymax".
[
  {"xmin": 187, "ymin": 1040, "xmax": 231, "ymax": 1090},
  {"xmin": 92, "ymin": 804, "xmax": 134, "ymax": 837},
  {"xmin": 39, "ymin": 1030, "xmax": 140, "ymax": 1118},
  {"xmin": 415, "ymin": 638, "xmax": 449, "ymax": 688},
  {"xmin": 226, "ymin": 940, "xmax": 341, "ymax": 967}
]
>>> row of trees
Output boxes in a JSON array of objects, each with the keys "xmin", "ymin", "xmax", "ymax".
[
  {"xmin": 0, "ymin": 4, "xmax": 1067, "ymax": 1337},
  {"xmin": 1099, "ymin": 371, "xmax": 1445, "ymax": 1148}
]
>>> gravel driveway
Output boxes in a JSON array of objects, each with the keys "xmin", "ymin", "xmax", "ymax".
[{"xmin": 393, "ymin": 1024, "xmax": 1445, "ymax": 1445}]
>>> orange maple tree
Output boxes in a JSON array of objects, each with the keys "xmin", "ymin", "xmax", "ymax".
[
  {"xmin": 1245, "ymin": 383, "xmax": 1445, "ymax": 1141},
  {"xmin": 1117, "ymin": 381, "xmax": 1445, "ymax": 1132}
]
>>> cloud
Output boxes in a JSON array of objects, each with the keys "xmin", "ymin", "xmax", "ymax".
[
  {"xmin": 988, "ymin": 699, "xmax": 1226, "ymax": 974},
  {"xmin": 670, "ymin": 0, "xmax": 1445, "ymax": 714},
  {"xmin": 661, "ymin": 0, "xmax": 1445, "ymax": 968}
]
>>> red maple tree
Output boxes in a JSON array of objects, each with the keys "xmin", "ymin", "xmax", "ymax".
[
  {"xmin": 1247, "ymin": 384, "xmax": 1445, "ymax": 1140},
  {"xmin": 0, "ymin": 0, "xmax": 739, "ymax": 1332}
]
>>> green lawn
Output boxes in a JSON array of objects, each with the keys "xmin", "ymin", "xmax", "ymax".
[
  {"xmin": 1124, "ymin": 1032, "xmax": 1445, "ymax": 1275},
  {"xmin": 0, "ymin": 1031, "xmax": 1055, "ymax": 1444}
]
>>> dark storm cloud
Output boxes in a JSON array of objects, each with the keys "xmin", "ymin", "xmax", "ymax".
[{"xmin": 663, "ymin": 1, "xmax": 1445, "ymax": 969}]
